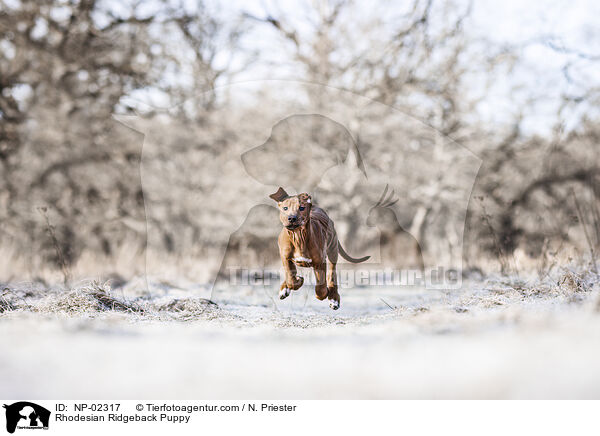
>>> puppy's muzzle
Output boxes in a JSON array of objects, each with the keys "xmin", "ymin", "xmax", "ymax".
[{"xmin": 286, "ymin": 215, "xmax": 300, "ymax": 229}]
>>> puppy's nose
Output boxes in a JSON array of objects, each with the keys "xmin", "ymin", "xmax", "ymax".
[{"xmin": 288, "ymin": 215, "xmax": 297, "ymax": 222}]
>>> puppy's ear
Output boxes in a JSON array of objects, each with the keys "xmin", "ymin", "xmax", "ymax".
[
  {"xmin": 269, "ymin": 187, "xmax": 289, "ymax": 202},
  {"xmin": 298, "ymin": 193, "xmax": 312, "ymax": 204}
]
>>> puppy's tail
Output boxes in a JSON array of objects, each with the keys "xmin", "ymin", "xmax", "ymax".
[{"xmin": 338, "ymin": 242, "xmax": 370, "ymax": 263}]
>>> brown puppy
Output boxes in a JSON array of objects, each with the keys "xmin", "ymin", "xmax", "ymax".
[{"xmin": 269, "ymin": 187, "xmax": 370, "ymax": 310}]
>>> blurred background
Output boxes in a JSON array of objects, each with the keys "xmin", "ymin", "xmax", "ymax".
[{"xmin": 1, "ymin": 0, "xmax": 599, "ymax": 283}]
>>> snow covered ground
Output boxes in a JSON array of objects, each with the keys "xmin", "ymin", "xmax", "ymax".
[{"xmin": 1, "ymin": 271, "xmax": 599, "ymax": 399}]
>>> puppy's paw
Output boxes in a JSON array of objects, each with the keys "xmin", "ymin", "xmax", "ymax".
[
  {"xmin": 279, "ymin": 287, "xmax": 291, "ymax": 300},
  {"xmin": 290, "ymin": 276, "xmax": 304, "ymax": 290},
  {"xmin": 329, "ymin": 298, "xmax": 340, "ymax": 310}
]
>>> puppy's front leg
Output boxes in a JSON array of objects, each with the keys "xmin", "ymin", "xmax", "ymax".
[
  {"xmin": 278, "ymin": 231, "xmax": 304, "ymax": 299},
  {"xmin": 280, "ymin": 257, "xmax": 304, "ymax": 299}
]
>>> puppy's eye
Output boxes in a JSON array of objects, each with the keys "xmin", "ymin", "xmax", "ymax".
[
  {"xmin": 299, "ymin": 206, "xmax": 305, "ymax": 211},
  {"xmin": 283, "ymin": 207, "xmax": 288, "ymax": 211}
]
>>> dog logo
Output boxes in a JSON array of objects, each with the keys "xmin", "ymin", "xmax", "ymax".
[
  {"xmin": 3, "ymin": 402, "xmax": 50, "ymax": 434},
  {"xmin": 118, "ymin": 80, "xmax": 480, "ymax": 294}
]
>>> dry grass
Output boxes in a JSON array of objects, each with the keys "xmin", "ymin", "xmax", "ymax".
[
  {"xmin": 0, "ymin": 281, "xmax": 221, "ymax": 322},
  {"xmin": 0, "ymin": 260, "xmax": 598, "ymax": 328}
]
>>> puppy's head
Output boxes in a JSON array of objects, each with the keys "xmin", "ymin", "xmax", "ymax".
[{"xmin": 269, "ymin": 187, "xmax": 312, "ymax": 230}]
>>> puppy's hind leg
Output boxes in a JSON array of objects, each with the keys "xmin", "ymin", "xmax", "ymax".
[
  {"xmin": 326, "ymin": 246, "xmax": 340, "ymax": 310},
  {"xmin": 313, "ymin": 263, "xmax": 329, "ymax": 302}
]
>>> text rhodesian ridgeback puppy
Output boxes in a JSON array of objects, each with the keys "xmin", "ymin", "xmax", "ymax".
[{"xmin": 270, "ymin": 187, "xmax": 370, "ymax": 310}]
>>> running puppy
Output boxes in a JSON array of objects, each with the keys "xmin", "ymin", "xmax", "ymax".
[{"xmin": 269, "ymin": 187, "xmax": 369, "ymax": 310}]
